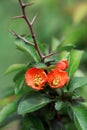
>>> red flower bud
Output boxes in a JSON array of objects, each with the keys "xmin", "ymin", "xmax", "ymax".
[
  {"xmin": 47, "ymin": 69, "xmax": 69, "ymax": 88},
  {"xmin": 25, "ymin": 68, "xmax": 47, "ymax": 90},
  {"xmin": 56, "ymin": 60, "xmax": 68, "ymax": 70}
]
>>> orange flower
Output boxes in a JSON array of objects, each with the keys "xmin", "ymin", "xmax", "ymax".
[
  {"xmin": 56, "ymin": 60, "xmax": 68, "ymax": 70},
  {"xmin": 25, "ymin": 68, "xmax": 47, "ymax": 90},
  {"xmin": 47, "ymin": 69, "xmax": 69, "ymax": 88}
]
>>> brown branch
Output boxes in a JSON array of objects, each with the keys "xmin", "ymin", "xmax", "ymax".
[
  {"xmin": 42, "ymin": 52, "xmax": 56, "ymax": 60},
  {"xmin": 9, "ymin": 30, "xmax": 34, "ymax": 46},
  {"xmin": 11, "ymin": 0, "xmax": 56, "ymax": 62},
  {"xmin": 18, "ymin": 0, "xmax": 44, "ymax": 61}
]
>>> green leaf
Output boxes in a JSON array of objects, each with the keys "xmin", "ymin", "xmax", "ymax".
[
  {"xmin": 0, "ymin": 100, "xmax": 17, "ymax": 126},
  {"xmin": 0, "ymin": 86, "xmax": 14, "ymax": 99},
  {"xmin": 18, "ymin": 94, "xmax": 52, "ymax": 114},
  {"xmin": 13, "ymin": 70, "xmax": 26, "ymax": 83},
  {"xmin": 81, "ymin": 102, "xmax": 87, "ymax": 108},
  {"xmin": 51, "ymin": 38, "xmax": 60, "ymax": 52},
  {"xmin": 38, "ymin": 41, "xmax": 47, "ymax": 55},
  {"xmin": 34, "ymin": 62, "xmax": 47, "ymax": 68},
  {"xmin": 68, "ymin": 50, "xmax": 83, "ymax": 78},
  {"xmin": 5, "ymin": 64, "xmax": 26, "ymax": 74},
  {"xmin": 70, "ymin": 105, "xmax": 87, "ymax": 130},
  {"xmin": 15, "ymin": 79, "xmax": 25, "ymax": 95},
  {"xmin": 14, "ymin": 70, "xmax": 25, "ymax": 94},
  {"xmin": 22, "ymin": 115, "xmax": 45, "ymax": 130},
  {"xmin": 13, "ymin": 69, "xmax": 32, "ymax": 95},
  {"xmin": 59, "ymin": 51, "xmax": 70, "ymax": 60},
  {"xmin": 55, "ymin": 101, "xmax": 63, "ymax": 111},
  {"xmin": 15, "ymin": 40, "xmax": 40, "ymax": 62},
  {"xmin": 69, "ymin": 77, "xmax": 87, "ymax": 92},
  {"xmin": 58, "ymin": 44, "xmax": 75, "ymax": 51}
]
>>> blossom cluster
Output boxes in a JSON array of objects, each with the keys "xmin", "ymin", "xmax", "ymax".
[{"xmin": 25, "ymin": 60, "xmax": 69, "ymax": 90}]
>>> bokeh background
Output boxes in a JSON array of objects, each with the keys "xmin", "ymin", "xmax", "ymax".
[{"xmin": 0, "ymin": 0, "xmax": 87, "ymax": 129}]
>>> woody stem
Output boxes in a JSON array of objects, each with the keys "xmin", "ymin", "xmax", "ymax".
[{"xmin": 19, "ymin": 0, "xmax": 44, "ymax": 62}]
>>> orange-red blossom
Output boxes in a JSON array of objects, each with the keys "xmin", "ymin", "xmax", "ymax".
[
  {"xmin": 25, "ymin": 68, "xmax": 47, "ymax": 90},
  {"xmin": 47, "ymin": 69, "xmax": 69, "ymax": 88},
  {"xmin": 25, "ymin": 60, "xmax": 69, "ymax": 90}
]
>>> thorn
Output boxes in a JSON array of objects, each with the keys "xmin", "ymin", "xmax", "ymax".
[
  {"xmin": 42, "ymin": 52, "xmax": 56, "ymax": 60},
  {"xmin": 11, "ymin": 15, "xmax": 24, "ymax": 19},
  {"xmin": 31, "ymin": 14, "xmax": 37, "ymax": 25},
  {"xmin": 9, "ymin": 30, "xmax": 34, "ymax": 46},
  {"xmin": 23, "ymin": 3, "xmax": 34, "ymax": 8}
]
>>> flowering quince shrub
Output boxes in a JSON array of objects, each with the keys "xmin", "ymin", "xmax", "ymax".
[{"xmin": 0, "ymin": 1, "xmax": 87, "ymax": 130}]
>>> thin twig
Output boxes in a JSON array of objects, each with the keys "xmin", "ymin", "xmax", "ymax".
[
  {"xmin": 9, "ymin": 30, "xmax": 34, "ymax": 46},
  {"xmin": 18, "ymin": 0, "xmax": 43, "ymax": 61},
  {"xmin": 42, "ymin": 52, "xmax": 56, "ymax": 60}
]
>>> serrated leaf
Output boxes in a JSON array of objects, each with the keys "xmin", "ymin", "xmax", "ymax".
[
  {"xmin": 0, "ymin": 100, "xmax": 17, "ymax": 126},
  {"xmin": 55, "ymin": 101, "xmax": 63, "ymax": 111},
  {"xmin": 69, "ymin": 77, "xmax": 87, "ymax": 92},
  {"xmin": 70, "ymin": 105, "xmax": 87, "ymax": 130},
  {"xmin": 68, "ymin": 50, "xmax": 83, "ymax": 78},
  {"xmin": 15, "ymin": 40, "xmax": 40, "ymax": 62},
  {"xmin": 22, "ymin": 115, "xmax": 45, "ymax": 130},
  {"xmin": 5, "ymin": 64, "xmax": 26, "ymax": 74},
  {"xmin": 18, "ymin": 94, "xmax": 51, "ymax": 114}
]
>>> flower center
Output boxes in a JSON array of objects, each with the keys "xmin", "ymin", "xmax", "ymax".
[
  {"xmin": 51, "ymin": 78, "xmax": 60, "ymax": 86},
  {"xmin": 34, "ymin": 75, "xmax": 42, "ymax": 86}
]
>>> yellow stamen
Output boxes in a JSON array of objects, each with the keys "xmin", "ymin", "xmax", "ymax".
[
  {"xmin": 34, "ymin": 75, "xmax": 42, "ymax": 86},
  {"xmin": 51, "ymin": 78, "xmax": 60, "ymax": 86}
]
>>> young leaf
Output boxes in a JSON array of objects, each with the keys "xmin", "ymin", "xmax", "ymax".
[
  {"xmin": 68, "ymin": 50, "xmax": 83, "ymax": 78},
  {"xmin": 0, "ymin": 100, "xmax": 17, "ymax": 126},
  {"xmin": 70, "ymin": 105, "xmax": 87, "ymax": 130},
  {"xmin": 55, "ymin": 101, "xmax": 63, "ymax": 111},
  {"xmin": 22, "ymin": 115, "xmax": 45, "ymax": 130},
  {"xmin": 5, "ymin": 64, "xmax": 26, "ymax": 74},
  {"xmin": 18, "ymin": 94, "xmax": 52, "ymax": 114},
  {"xmin": 15, "ymin": 40, "xmax": 40, "ymax": 62},
  {"xmin": 69, "ymin": 77, "xmax": 87, "ymax": 92}
]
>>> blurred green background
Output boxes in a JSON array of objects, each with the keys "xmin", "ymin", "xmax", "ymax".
[
  {"xmin": 0, "ymin": 0, "xmax": 87, "ymax": 129},
  {"xmin": 0, "ymin": 0, "xmax": 87, "ymax": 91}
]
